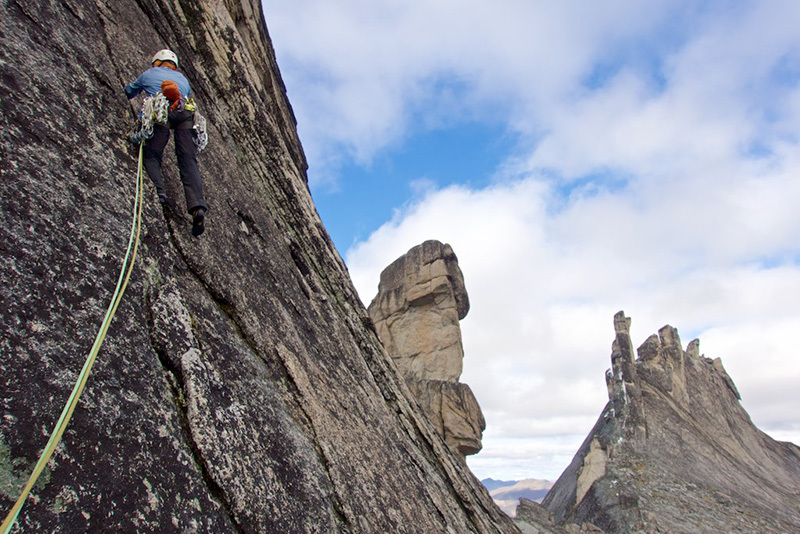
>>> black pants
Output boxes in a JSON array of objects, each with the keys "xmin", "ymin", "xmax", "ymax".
[{"xmin": 143, "ymin": 110, "xmax": 207, "ymax": 214}]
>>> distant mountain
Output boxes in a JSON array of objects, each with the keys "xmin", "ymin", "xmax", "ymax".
[
  {"xmin": 480, "ymin": 478, "xmax": 518, "ymax": 492},
  {"xmin": 491, "ymin": 480, "xmax": 551, "ymax": 502},
  {"xmin": 481, "ymin": 478, "xmax": 554, "ymax": 517}
]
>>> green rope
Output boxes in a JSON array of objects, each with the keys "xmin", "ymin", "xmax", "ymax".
[{"xmin": 1, "ymin": 144, "xmax": 146, "ymax": 533}]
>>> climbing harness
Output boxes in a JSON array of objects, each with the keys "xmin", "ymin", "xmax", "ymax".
[
  {"xmin": 0, "ymin": 144, "xmax": 146, "ymax": 534},
  {"xmin": 128, "ymin": 94, "xmax": 208, "ymax": 153}
]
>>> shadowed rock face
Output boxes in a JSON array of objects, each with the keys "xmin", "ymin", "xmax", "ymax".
[
  {"xmin": 0, "ymin": 2, "xmax": 521, "ymax": 532},
  {"xmin": 368, "ymin": 241, "xmax": 485, "ymax": 459},
  {"xmin": 542, "ymin": 312, "xmax": 800, "ymax": 533}
]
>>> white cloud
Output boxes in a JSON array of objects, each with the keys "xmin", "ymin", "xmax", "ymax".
[
  {"xmin": 340, "ymin": 4, "xmax": 800, "ymax": 457},
  {"xmin": 264, "ymin": 0, "xmax": 697, "ymax": 184},
  {"xmin": 263, "ymin": 0, "xmax": 800, "ymax": 480},
  {"xmin": 345, "ymin": 174, "xmax": 800, "ymax": 479}
]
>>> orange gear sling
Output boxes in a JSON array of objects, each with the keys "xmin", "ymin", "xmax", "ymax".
[{"xmin": 161, "ymin": 80, "xmax": 182, "ymax": 110}]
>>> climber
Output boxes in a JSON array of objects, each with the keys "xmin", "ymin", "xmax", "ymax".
[{"xmin": 124, "ymin": 49, "xmax": 208, "ymax": 236}]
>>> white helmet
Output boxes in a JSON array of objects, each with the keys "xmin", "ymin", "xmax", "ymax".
[{"xmin": 151, "ymin": 49, "xmax": 179, "ymax": 68}]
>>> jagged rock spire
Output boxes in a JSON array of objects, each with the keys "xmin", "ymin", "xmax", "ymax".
[{"xmin": 541, "ymin": 312, "xmax": 800, "ymax": 533}]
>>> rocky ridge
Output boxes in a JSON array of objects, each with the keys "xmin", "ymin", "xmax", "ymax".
[
  {"xmin": 541, "ymin": 312, "xmax": 800, "ymax": 533},
  {"xmin": 0, "ymin": 1, "xmax": 525, "ymax": 532},
  {"xmin": 368, "ymin": 241, "xmax": 486, "ymax": 460}
]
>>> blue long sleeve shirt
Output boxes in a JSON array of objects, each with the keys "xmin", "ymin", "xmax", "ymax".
[{"xmin": 124, "ymin": 66, "xmax": 192, "ymax": 99}]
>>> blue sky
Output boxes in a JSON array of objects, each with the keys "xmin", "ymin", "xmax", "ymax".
[
  {"xmin": 262, "ymin": 0, "xmax": 800, "ymax": 481},
  {"xmin": 315, "ymin": 120, "xmax": 512, "ymax": 248}
]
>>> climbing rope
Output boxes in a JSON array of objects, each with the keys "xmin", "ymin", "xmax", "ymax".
[
  {"xmin": 128, "ymin": 93, "xmax": 169, "ymax": 144},
  {"xmin": 1, "ymin": 144, "xmax": 146, "ymax": 534}
]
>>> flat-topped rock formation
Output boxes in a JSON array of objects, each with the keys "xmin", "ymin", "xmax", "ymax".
[{"xmin": 368, "ymin": 241, "xmax": 485, "ymax": 459}]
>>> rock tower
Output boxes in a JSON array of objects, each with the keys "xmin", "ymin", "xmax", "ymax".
[
  {"xmin": 540, "ymin": 312, "xmax": 800, "ymax": 533},
  {"xmin": 368, "ymin": 241, "xmax": 485, "ymax": 459}
]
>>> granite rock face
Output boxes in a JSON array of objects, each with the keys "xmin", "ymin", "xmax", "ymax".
[
  {"xmin": 368, "ymin": 241, "xmax": 485, "ymax": 459},
  {"xmin": 514, "ymin": 499, "xmax": 600, "ymax": 534},
  {"xmin": 542, "ymin": 312, "xmax": 800, "ymax": 533},
  {"xmin": 0, "ymin": 2, "xmax": 522, "ymax": 532},
  {"xmin": 407, "ymin": 379, "xmax": 485, "ymax": 458},
  {"xmin": 368, "ymin": 240, "xmax": 470, "ymax": 383}
]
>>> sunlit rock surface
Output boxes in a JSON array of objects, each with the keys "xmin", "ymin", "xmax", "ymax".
[{"xmin": 368, "ymin": 241, "xmax": 485, "ymax": 460}]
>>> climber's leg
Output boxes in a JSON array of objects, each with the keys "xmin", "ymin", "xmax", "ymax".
[
  {"xmin": 143, "ymin": 125, "xmax": 170, "ymax": 204},
  {"xmin": 172, "ymin": 111, "xmax": 207, "ymax": 215}
]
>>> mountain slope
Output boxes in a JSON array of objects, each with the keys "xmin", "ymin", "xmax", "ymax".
[
  {"xmin": 0, "ymin": 1, "xmax": 522, "ymax": 531},
  {"xmin": 542, "ymin": 312, "xmax": 800, "ymax": 533}
]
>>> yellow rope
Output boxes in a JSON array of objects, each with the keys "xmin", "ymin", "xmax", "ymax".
[{"xmin": 1, "ymin": 144, "xmax": 146, "ymax": 533}]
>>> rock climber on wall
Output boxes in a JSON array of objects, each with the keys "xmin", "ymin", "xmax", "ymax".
[{"xmin": 124, "ymin": 49, "xmax": 208, "ymax": 236}]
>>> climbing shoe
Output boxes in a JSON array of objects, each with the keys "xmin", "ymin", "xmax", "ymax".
[
  {"xmin": 158, "ymin": 194, "xmax": 167, "ymax": 205},
  {"xmin": 191, "ymin": 207, "xmax": 206, "ymax": 237}
]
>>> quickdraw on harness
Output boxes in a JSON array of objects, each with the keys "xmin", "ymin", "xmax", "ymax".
[
  {"xmin": 188, "ymin": 98, "xmax": 209, "ymax": 153},
  {"xmin": 127, "ymin": 94, "xmax": 208, "ymax": 153}
]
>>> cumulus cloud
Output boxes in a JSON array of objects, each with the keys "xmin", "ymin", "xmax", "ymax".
[
  {"xmin": 264, "ymin": 0, "xmax": 690, "ymax": 184},
  {"xmin": 263, "ymin": 0, "xmax": 800, "ymax": 479},
  {"xmin": 346, "ymin": 178, "xmax": 800, "ymax": 480}
]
